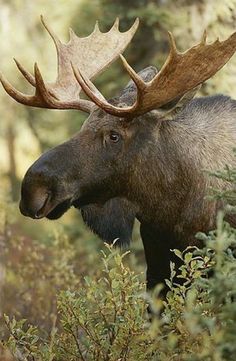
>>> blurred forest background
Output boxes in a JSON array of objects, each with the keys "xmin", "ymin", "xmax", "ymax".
[{"xmin": 0, "ymin": 0, "xmax": 236, "ymax": 350}]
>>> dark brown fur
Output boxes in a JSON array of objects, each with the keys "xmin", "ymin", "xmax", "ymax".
[{"xmin": 19, "ymin": 67, "xmax": 236, "ymax": 291}]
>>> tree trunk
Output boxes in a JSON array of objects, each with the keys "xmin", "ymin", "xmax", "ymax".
[{"xmin": 6, "ymin": 122, "xmax": 19, "ymax": 202}]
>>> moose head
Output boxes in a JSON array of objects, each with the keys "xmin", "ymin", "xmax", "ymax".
[{"xmin": 1, "ymin": 17, "xmax": 236, "ymax": 275}]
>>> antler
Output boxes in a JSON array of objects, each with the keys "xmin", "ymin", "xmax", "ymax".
[
  {"xmin": 73, "ymin": 30, "xmax": 236, "ymax": 117},
  {"xmin": 0, "ymin": 16, "xmax": 139, "ymax": 113}
]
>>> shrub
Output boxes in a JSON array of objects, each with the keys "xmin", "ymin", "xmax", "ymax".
[{"xmin": 2, "ymin": 221, "xmax": 236, "ymax": 361}]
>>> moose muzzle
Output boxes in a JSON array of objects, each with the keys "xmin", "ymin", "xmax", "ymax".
[
  {"xmin": 19, "ymin": 142, "xmax": 78, "ymax": 220},
  {"xmin": 19, "ymin": 184, "xmax": 52, "ymax": 219}
]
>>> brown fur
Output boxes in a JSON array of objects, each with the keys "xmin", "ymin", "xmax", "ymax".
[{"xmin": 19, "ymin": 67, "xmax": 236, "ymax": 291}]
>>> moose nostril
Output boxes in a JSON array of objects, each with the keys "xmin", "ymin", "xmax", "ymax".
[
  {"xmin": 34, "ymin": 192, "xmax": 51, "ymax": 219},
  {"xmin": 19, "ymin": 187, "xmax": 52, "ymax": 219},
  {"xmin": 34, "ymin": 213, "xmax": 41, "ymax": 219}
]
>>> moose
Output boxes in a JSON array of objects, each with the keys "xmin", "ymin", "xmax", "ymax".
[{"xmin": 1, "ymin": 16, "xmax": 236, "ymax": 292}]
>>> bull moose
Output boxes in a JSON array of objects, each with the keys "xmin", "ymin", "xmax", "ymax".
[{"xmin": 1, "ymin": 17, "xmax": 236, "ymax": 292}]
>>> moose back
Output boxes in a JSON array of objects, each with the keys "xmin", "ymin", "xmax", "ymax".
[{"xmin": 1, "ymin": 17, "xmax": 236, "ymax": 291}]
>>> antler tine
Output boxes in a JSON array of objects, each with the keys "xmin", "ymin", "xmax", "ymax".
[
  {"xmin": 34, "ymin": 63, "xmax": 57, "ymax": 104},
  {"xmin": 69, "ymin": 27, "xmax": 77, "ymax": 41},
  {"xmin": 119, "ymin": 55, "xmax": 146, "ymax": 91},
  {"xmin": 72, "ymin": 64, "xmax": 106, "ymax": 102},
  {"xmin": 40, "ymin": 15, "xmax": 61, "ymax": 47},
  {"xmin": 14, "ymin": 58, "xmax": 67, "ymax": 102},
  {"xmin": 70, "ymin": 61, "xmax": 103, "ymax": 98},
  {"xmin": 72, "ymin": 63, "xmax": 135, "ymax": 116},
  {"xmin": 14, "ymin": 58, "xmax": 36, "ymax": 86},
  {"xmin": 0, "ymin": 63, "xmax": 61, "ymax": 109},
  {"xmin": 93, "ymin": 21, "xmax": 101, "ymax": 33},
  {"xmin": 0, "ymin": 71, "xmax": 42, "ymax": 107},
  {"xmin": 110, "ymin": 18, "xmax": 119, "ymax": 31},
  {"xmin": 201, "ymin": 30, "xmax": 207, "ymax": 45},
  {"xmin": 167, "ymin": 31, "xmax": 178, "ymax": 56}
]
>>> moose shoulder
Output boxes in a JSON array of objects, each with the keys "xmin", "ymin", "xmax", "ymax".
[{"xmin": 1, "ymin": 17, "xmax": 236, "ymax": 293}]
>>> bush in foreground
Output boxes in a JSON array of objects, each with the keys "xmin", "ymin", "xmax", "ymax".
[{"xmin": 2, "ymin": 215, "xmax": 236, "ymax": 361}]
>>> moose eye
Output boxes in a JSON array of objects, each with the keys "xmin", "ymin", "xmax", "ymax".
[{"xmin": 109, "ymin": 132, "xmax": 120, "ymax": 143}]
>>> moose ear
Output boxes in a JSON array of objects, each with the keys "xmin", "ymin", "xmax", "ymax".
[
  {"xmin": 150, "ymin": 85, "xmax": 201, "ymax": 120},
  {"xmin": 124, "ymin": 66, "xmax": 159, "ymax": 89},
  {"xmin": 80, "ymin": 198, "xmax": 136, "ymax": 247}
]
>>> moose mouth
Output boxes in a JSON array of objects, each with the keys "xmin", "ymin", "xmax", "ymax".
[
  {"xmin": 33, "ymin": 194, "xmax": 93, "ymax": 220},
  {"xmin": 45, "ymin": 199, "xmax": 72, "ymax": 220},
  {"xmin": 20, "ymin": 190, "xmax": 73, "ymax": 220},
  {"xmin": 46, "ymin": 194, "xmax": 102, "ymax": 219},
  {"xmin": 20, "ymin": 185, "xmax": 99, "ymax": 220},
  {"xmin": 45, "ymin": 194, "xmax": 97, "ymax": 219}
]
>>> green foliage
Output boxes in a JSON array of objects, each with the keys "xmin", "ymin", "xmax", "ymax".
[
  {"xmin": 2, "ymin": 214, "xmax": 236, "ymax": 360},
  {"xmin": 57, "ymin": 249, "xmax": 147, "ymax": 361},
  {"xmin": 1, "ymin": 246, "xmax": 148, "ymax": 361},
  {"xmin": 160, "ymin": 216, "xmax": 236, "ymax": 360},
  {"xmin": 1, "ymin": 158, "xmax": 236, "ymax": 360}
]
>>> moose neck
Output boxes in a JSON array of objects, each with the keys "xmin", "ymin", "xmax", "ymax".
[{"xmin": 125, "ymin": 112, "xmax": 208, "ymax": 230}]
